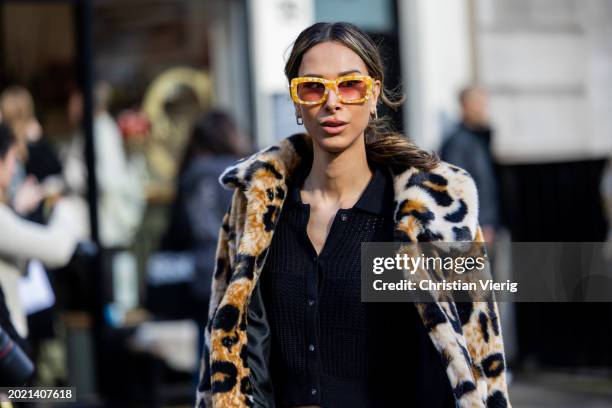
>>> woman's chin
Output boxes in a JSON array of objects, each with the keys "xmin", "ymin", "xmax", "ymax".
[
  {"xmin": 316, "ymin": 132, "xmax": 357, "ymax": 153},
  {"xmin": 314, "ymin": 132, "xmax": 356, "ymax": 152}
]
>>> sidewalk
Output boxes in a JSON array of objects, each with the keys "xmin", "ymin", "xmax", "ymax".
[{"xmin": 510, "ymin": 371, "xmax": 612, "ymax": 408}]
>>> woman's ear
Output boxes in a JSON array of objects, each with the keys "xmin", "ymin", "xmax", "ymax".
[
  {"xmin": 374, "ymin": 79, "xmax": 381, "ymax": 100},
  {"xmin": 371, "ymin": 79, "xmax": 382, "ymax": 114}
]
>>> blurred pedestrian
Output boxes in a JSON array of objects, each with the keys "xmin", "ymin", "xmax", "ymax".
[
  {"xmin": 0, "ymin": 86, "xmax": 64, "ymax": 221},
  {"xmin": 62, "ymin": 82, "xmax": 145, "ymax": 248},
  {"xmin": 160, "ymin": 111, "xmax": 250, "ymax": 313},
  {"xmin": 0, "ymin": 123, "xmax": 86, "ymax": 347},
  {"xmin": 440, "ymin": 86, "xmax": 500, "ymax": 244},
  {"xmin": 154, "ymin": 111, "xmax": 250, "ymax": 388}
]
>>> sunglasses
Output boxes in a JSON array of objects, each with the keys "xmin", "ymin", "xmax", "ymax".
[{"xmin": 290, "ymin": 74, "xmax": 374, "ymax": 105}]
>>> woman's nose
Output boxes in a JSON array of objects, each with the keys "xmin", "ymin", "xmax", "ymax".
[{"xmin": 324, "ymin": 87, "xmax": 341, "ymax": 111}]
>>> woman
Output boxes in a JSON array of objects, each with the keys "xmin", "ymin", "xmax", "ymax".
[
  {"xmin": 196, "ymin": 22, "xmax": 511, "ymax": 408},
  {"xmin": 0, "ymin": 123, "xmax": 85, "ymax": 347},
  {"xmin": 156, "ymin": 111, "xmax": 250, "ymax": 382}
]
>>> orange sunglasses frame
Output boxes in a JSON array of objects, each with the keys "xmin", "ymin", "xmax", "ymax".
[{"xmin": 290, "ymin": 74, "xmax": 374, "ymax": 105}]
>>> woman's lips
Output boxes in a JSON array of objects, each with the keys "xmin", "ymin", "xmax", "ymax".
[{"xmin": 320, "ymin": 121, "xmax": 348, "ymax": 135}]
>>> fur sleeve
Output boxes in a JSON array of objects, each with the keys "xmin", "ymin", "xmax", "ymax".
[
  {"xmin": 195, "ymin": 191, "xmax": 238, "ymax": 408},
  {"xmin": 446, "ymin": 164, "xmax": 512, "ymax": 406},
  {"xmin": 460, "ymin": 226, "xmax": 512, "ymax": 407}
]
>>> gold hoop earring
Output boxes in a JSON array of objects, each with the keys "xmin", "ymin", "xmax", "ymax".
[{"xmin": 296, "ymin": 116, "xmax": 303, "ymax": 125}]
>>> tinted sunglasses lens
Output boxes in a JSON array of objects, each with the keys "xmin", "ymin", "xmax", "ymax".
[
  {"xmin": 338, "ymin": 79, "xmax": 368, "ymax": 101},
  {"xmin": 297, "ymin": 81, "xmax": 325, "ymax": 102}
]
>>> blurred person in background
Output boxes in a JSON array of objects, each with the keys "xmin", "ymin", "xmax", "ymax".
[
  {"xmin": 0, "ymin": 120, "xmax": 35, "ymax": 387},
  {"xmin": 0, "ymin": 86, "xmax": 64, "ymax": 223},
  {"xmin": 155, "ymin": 110, "xmax": 250, "ymax": 385},
  {"xmin": 0, "ymin": 123, "xmax": 86, "ymax": 357},
  {"xmin": 0, "ymin": 87, "xmax": 88, "ymax": 388},
  {"xmin": 62, "ymin": 81, "xmax": 145, "ymax": 248},
  {"xmin": 440, "ymin": 86, "xmax": 500, "ymax": 244}
]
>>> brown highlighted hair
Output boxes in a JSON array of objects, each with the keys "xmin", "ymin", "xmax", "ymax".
[
  {"xmin": 178, "ymin": 110, "xmax": 251, "ymax": 175},
  {"xmin": 284, "ymin": 22, "xmax": 439, "ymax": 172}
]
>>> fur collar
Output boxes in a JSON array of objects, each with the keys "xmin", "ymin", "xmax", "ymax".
[
  {"xmin": 218, "ymin": 132, "xmax": 480, "ymax": 243},
  {"xmin": 200, "ymin": 132, "xmax": 506, "ymax": 408}
]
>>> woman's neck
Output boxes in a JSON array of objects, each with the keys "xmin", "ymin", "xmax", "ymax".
[{"xmin": 302, "ymin": 134, "xmax": 373, "ymax": 208}]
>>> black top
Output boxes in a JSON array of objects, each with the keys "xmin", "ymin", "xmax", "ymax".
[
  {"xmin": 260, "ymin": 159, "xmax": 455, "ymax": 408},
  {"xmin": 155, "ymin": 155, "xmax": 237, "ymax": 322}
]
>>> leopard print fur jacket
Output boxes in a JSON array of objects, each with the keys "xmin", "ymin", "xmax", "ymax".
[{"xmin": 196, "ymin": 132, "xmax": 511, "ymax": 408}]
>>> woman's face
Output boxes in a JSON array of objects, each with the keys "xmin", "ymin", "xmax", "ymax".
[
  {"xmin": 0, "ymin": 146, "xmax": 16, "ymax": 192},
  {"xmin": 296, "ymin": 41, "xmax": 380, "ymax": 153}
]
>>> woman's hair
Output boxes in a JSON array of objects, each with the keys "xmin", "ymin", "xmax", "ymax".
[
  {"xmin": 0, "ymin": 123, "xmax": 16, "ymax": 160},
  {"xmin": 284, "ymin": 22, "xmax": 439, "ymax": 171},
  {"xmin": 0, "ymin": 86, "xmax": 35, "ymax": 161},
  {"xmin": 178, "ymin": 110, "xmax": 248, "ymax": 175}
]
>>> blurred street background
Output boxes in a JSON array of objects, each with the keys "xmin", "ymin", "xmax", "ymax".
[{"xmin": 0, "ymin": 0, "xmax": 611, "ymax": 407}]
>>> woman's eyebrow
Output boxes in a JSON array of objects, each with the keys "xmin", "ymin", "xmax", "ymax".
[
  {"xmin": 338, "ymin": 69, "xmax": 362, "ymax": 76},
  {"xmin": 302, "ymin": 69, "xmax": 362, "ymax": 78}
]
